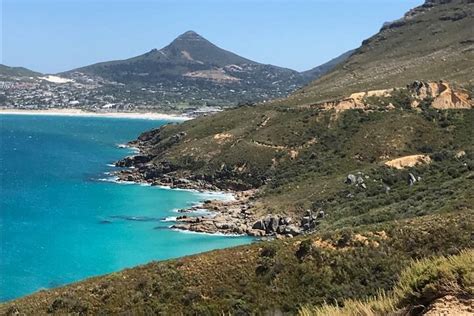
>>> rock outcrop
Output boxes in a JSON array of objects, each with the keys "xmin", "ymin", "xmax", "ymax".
[
  {"xmin": 307, "ymin": 81, "xmax": 473, "ymax": 113},
  {"xmin": 409, "ymin": 81, "xmax": 473, "ymax": 109}
]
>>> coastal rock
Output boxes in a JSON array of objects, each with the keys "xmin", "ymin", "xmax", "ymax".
[
  {"xmin": 279, "ymin": 217, "xmax": 292, "ymax": 225},
  {"xmin": 265, "ymin": 216, "xmax": 280, "ymax": 233},
  {"xmin": 301, "ymin": 216, "xmax": 311, "ymax": 225},
  {"xmin": 252, "ymin": 219, "xmax": 265, "ymax": 230},
  {"xmin": 284, "ymin": 225, "xmax": 301, "ymax": 236},
  {"xmin": 116, "ymin": 155, "xmax": 151, "ymax": 167}
]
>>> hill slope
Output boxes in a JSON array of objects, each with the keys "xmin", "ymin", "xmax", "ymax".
[
  {"xmin": 0, "ymin": 64, "xmax": 42, "ymax": 78},
  {"xmin": 300, "ymin": 49, "xmax": 355, "ymax": 80},
  {"xmin": 284, "ymin": 0, "xmax": 474, "ymax": 105}
]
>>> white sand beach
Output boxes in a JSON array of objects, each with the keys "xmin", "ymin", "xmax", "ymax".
[{"xmin": 0, "ymin": 108, "xmax": 191, "ymax": 121}]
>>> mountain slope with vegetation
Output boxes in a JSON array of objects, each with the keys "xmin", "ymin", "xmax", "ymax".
[
  {"xmin": 0, "ymin": 64, "xmax": 42, "ymax": 78},
  {"xmin": 66, "ymin": 31, "xmax": 310, "ymax": 107},
  {"xmin": 1, "ymin": 0, "xmax": 473, "ymax": 314},
  {"xmin": 284, "ymin": 0, "xmax": 474, "ymax": 105},
  {"xmin": 300, "ymin": 49, "xmax": 355, "ymax": 81}
]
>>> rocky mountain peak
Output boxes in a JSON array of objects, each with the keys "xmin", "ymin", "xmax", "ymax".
[{"xmin": 173, "ymin": 30, "xmax": 207, "ymax": 42}]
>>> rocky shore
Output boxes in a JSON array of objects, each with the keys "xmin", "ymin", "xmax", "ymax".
[{"xmin": 113, "ymin": 144, "xmax": 315, "ymax": 238}]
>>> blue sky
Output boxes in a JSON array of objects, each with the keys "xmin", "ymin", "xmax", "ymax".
[{"xmin": 1, "ymin": 0, "xmax": 422, "ymax": 73}]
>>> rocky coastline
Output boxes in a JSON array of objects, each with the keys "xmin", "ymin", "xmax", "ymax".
[{"xmin": 113, "ymin": 143, "xmax": 311, "ymax": 238}]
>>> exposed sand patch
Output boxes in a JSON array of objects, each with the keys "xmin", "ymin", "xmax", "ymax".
[
  {"xmin": 384, "ymin": 154, "xmax": 432, "ymax": 169},
  {"xmin": 213, "ymin": 133, "xmax": 233, "ymax": 144},
  {"xmin": 424, "ymin": 295, "xmax": 474, "ymax": 316},
  {"xmin": 39, "ymin": 75, "xmax": 74, "ymax": 84},
  {"xmin": 411, "ymin": 81, "xmax": 473, "ymax": 109},
  {"xmin": 184, "ymin": 69, "xmax": 241, "ymax": 82},
  {"xmin": 289, "ymin": 150, "xmax": 299, "ymax": 159},
  {"xmin": 307, "ymin": 81, "xmax": 473, "ymax": 113}
]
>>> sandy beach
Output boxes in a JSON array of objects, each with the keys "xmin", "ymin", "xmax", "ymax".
[{"xmin": 0, "ymin": 108, "xmax": 191, "ymax": 121}]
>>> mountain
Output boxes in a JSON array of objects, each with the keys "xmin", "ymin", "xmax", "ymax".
[
  {"xmin": 285, "ymin": 0, "xmax": 474, "ymax": 105},
  {"xmin": 301, "ymin": 49, "xmax": 355, "ymax": 80},
  {"xmin": 0, "ymin": 64, "xmax": 42, "ymax": 78},
  {"xmin": 3, "ymin": 0, "xmax": 473, "ymax": 314},
  {"xmin": 0, "ymin": 33, "xmax": 350, "ymax": 112},
  {"xmin": 66, "ymin": 31, "xmax": 309, "ymax": 107}
]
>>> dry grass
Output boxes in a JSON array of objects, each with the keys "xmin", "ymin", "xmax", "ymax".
[{"xmin": 299, "ymin": 249, "xmax": 474, "ymax": 316}]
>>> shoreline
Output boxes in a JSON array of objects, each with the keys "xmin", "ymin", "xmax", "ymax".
[
  {"xmin": 114, "ymin": 143, "xmax": 304, "ymax": 238},
  {"xmin": 0, "ymin": 108, "xmax": 191, "ymax": 121}
]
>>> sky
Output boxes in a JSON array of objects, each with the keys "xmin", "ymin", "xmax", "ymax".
[{"xmin": 1, "ymin": 0, "xmax": 423, "ymax": 74}]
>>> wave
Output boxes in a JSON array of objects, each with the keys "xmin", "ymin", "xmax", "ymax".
[
  {"xmin": 96, "ymin": 176, "xmax": 136, "ymax": 185},
  {"xmin": 161, "ymin": 216, "xmax": 177, "ymax": 222},
  {"xmin": 117, "ymin": 143, "xmax": 140, "ymax": 153}
]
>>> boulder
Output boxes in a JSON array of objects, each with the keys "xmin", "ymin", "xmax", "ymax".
[
  {"xmin": 284, "ymin": 225, "xmax": 301, "ymax": 236},
  {"xmin": 252, "ymin": 220, "xmax": 265, "ymax": 231},
  {"xmin": 247, "ymin": 229, "xmax": 265, "ymax": 237},
  {"xmin": 266, "ymin": 216, "xmax": 280, "ymax": 233},
  {"xmin": 301, "ymin": 216, "xmax": 311, "ymax": 225},
  {"xmin": 276, "ymin": 225, "xmax": 287, "ymax": 234},
  {"xmin": 279, "ymin": 217, "xmax": 292, "ymax": 225},
  {"xmin": 345, "ymin": 174, "xmax": 357, "ymax": 185}
]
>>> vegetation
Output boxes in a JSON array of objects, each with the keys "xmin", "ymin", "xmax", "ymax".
[
  {"xmin": 2, "ymin": 213, "xmax": 472, "ymax": 314},
  {"xmin": 299, "ymin": 249, "xmax": 473, "ymax": 315},
  {"xmin": 136, "ymin": 102, "xmax": 473, "ymax": 220}
]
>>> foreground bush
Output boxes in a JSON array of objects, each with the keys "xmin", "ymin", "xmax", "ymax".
[{"xmin": 299, "ymin": 249, "xmax": 474, "ymax": 315}]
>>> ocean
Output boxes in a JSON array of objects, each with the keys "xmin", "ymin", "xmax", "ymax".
[{"xmin": 0, "ymin": 114, "xmax": 252, "ymax": 301}]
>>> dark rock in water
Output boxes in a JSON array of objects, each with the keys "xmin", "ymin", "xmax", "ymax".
[
  {"xmin": 110, "ymin": 215, "xmax": 162, "ymax": 222},
  {"xmin": 99, "ymin": 220, "xmax": 113, "ymax": 224},
  {"xmin": 153, "ymin": 226, "xmax": 168, "ymax": 230},
  {"xmin": 116, "ymin": 155, "xmax": 152, "ymax": 167}
]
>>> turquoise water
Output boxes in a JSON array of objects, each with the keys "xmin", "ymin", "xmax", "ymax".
[{"xmin": 0, "ymin": 115, "xmax": 252, "ymax": 302}]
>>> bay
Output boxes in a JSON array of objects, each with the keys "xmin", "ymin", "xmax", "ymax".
[{"xmin": 0, "ymin": 114, "xmax": 252, "ymax": 301}]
